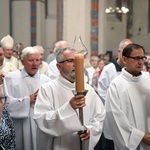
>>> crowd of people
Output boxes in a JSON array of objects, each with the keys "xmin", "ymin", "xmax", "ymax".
[{"xmin": 0, "ymin": 34, "xmax": 150, "ymax": 150}]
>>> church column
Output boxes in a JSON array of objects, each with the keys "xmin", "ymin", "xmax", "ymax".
[
  {"xmin": 57, "ymin": 0, "xmax": 63, "ymax": 40},
  {"xmin": 91, "ymin": 0, "xmax": 98, "ymax": 56},
  {"xmin": 31, "ymin": 0, "xmax": 37, "ymax": 46},
  {"xmin": 98, "ymin": 0, "xmax": 107, "ymax": 55},
  {"xmin": 63, "ymin": 0, "xmax": 91, "ymax": 54}
]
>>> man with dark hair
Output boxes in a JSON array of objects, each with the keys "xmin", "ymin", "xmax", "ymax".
[{"xmin": 105, "ymin": 43, "xmax": 150, "ymax": 150}]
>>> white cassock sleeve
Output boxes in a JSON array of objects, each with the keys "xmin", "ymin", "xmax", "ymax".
[
  {"xmin": 98, "ymin": 68, "xmax": 110, "ymax": 102},
  {"xmin": 34, "ymin": 86, "xmax": 83, "ymax": 136},
  {"xmin": 3, "ymin": 76, "xmax": 30, "ymax": 118},
  {"xmin": 105, "ymin": 82, "xmax": 144, "ymax": 150}
]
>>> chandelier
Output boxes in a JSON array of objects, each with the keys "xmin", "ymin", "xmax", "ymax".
[{"xmin": 105, "ymin": 6, "xmax": 129, "ymax": 14}]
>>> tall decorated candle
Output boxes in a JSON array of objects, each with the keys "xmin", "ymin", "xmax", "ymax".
[{"xmin": 74, "ymin": 53, "xmax": 84, "ymax": 92}]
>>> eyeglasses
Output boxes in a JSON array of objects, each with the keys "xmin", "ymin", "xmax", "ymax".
[
  {"xmin": 125, "ymin": 56, "xmax": 147, "ymax": 61},
  {"xmin": 58, "ymin": 59, "xmax": 74, "ymax": 63},
  {"xmin": 0, "ymin": 96, "xmax": 7, "ymax": 104}
]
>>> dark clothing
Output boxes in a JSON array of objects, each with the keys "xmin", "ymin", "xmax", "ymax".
[
  {"xmin": 0, "ymin": 106, "xmax": 16, "ymax": 149},
  {"xmin": 112, "ymin": 59, "xmax": 122, "ymax": 72}
]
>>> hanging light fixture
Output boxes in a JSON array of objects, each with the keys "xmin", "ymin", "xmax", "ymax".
[
  {"xmin": 105, "ymin": 7, "xmax": 129, "ymax": 14},
  {"xmin": 105, "ymin": 0, "xmax": 129, "ymax": 14}
]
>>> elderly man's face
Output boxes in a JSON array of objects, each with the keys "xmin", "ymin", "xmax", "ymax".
[
  {"xmin": 57, "ymin": 50, "xmax": 76, "ymax": 83},
  {"xmin": 22, "ymin": 53, "xmax": 40, "ymax": 76},
  {"xmin": 3, "ymin": 48, "xmax": 13, "ymax": 59}
]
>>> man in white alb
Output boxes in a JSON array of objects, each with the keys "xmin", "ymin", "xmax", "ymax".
[
  {"xmin": 4, "ymin": 47, "xmax": 50, "ymax": 150},
  {"xmin": 34, "ymin": 47, "xmax": 106, "ymax": 150},
  {"xmin": 105, "ymin": 43, "xmax": 150, "ymax": 150}
]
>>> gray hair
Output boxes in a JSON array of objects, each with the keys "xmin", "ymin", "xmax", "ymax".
[
  {"xmin": 22, "ymin": 46, "xmax": 39, "ymax": 59},
  {"xmin": 90, "ymin": 56, "xmax": 99, "ymax": 64},
  {"xmin": 54, "ymin": 41, "xmax": 68, "ymax": 53},
  {"xmin": 56, "ymin": 47, "xmax": 75, "ymax": 63},
  {"xmin": 118, "ymin": 39, "xmax": 133, "ymax": 51},
  {"xmin": 33, "ymin": 45, "xmax": 44, "ymax": 52}
]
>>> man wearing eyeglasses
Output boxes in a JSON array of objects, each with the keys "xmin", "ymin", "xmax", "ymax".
[
  {"xmin": 34, "ymin": 47, "xmax": 106, "ymax": 150},
  {"xmin": 105, "ymin": 43, "xmax": 150, "ymax": 150}
]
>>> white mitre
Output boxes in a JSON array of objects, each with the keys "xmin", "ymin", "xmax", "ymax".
[{"xmin": 1, "ymin": 35, "xmax": 14, "ymax": 49}]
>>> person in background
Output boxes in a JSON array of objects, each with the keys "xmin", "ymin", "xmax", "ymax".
[
  {"xmin": 98, "ymin": 39, "xmax": 133, "ymax": 150},
  {"xmin": 142, "ymin": 61, "xmax": 149, "ymax": 72},
  {"xmin": 92, "ymin": 58, "xmax": 109, "ymax": 150},
  {"xmin": 46, "ymin": 42, "xmax": 57, "ymax": 64},
  {"xmin": 14, "ymin": 42, "xmax": 24, "ymax": 69},
  {"xmin": 12, "ymin": 50, "xmax": 18, "ymax": 59},
  {"xmin": 0, "ymin": 45, "xmax": 18, "ymax": 85},
  {"xmin": 0, "ymin": 35, "xmax": 18, "ymax": 68},
  {"xmin": 92, "ymin": 59, "xmax": 109, "ymax": 94},
  {"xmin": 33, "ymin": 45, "xmax": 49, "ymax": 75},
  {"xmin": 47, "ymin": 40, "xmax": 69, "ymax": 80},
  {"xmin": 0, "ymin": 86, "xmax": 16, "ymax": 150},
  {"xmin": 3, "ymin": 47, "xmax": 50, "ymax": 150},
  {"xmin": 145, "ymin": 52, "xmax": 150, "ymax": 63},
  {"xmin": 84, "ymin": 52, "xmax": 91, "ymax": 68},
  {"xmin": 34, "ymin": 47, "xmax": 106, "ymax": 150},
  {"xmin": 86, "ymin": 56, "xmax": 99, "ymax": 85},
  {"xmin": 105, "ymin": 43, "xmax": 150, "ymax": 150}
]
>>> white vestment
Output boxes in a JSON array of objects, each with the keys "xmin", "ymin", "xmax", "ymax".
[
  {"xmin": 3, "ymin": 68, "xmax": 50, "ymax": 150},
  {"xmin": 98, "ymin": 62, "xmax": 121, "ymax": 140},
  {"xmin": 4, "ymin": 56, "xmax": 18, "ymax": 68},
  {"xmin": 47, "ymin": 59, "xmax": 59, "ymax": 80},
  {"xmin": 105, "ymin": 68, "xmax": 150, "ymax": 150},
  {"xmin": 98, "ymin": 62, "xmax": 121, "ymax": 103},
  {"xmin": 39, "ymin": 61, "xmax": 49, "ymax": 75},
  {"xmin": 0, "ymin": 61, "xmax": 18, "ymax": 75},
  {"xmin": 34, "ymin": 75, "xmax": 106, "ymax": 150},
  {"xmin": 86, "ymin": 66, "xmax": 99, "ymax": 85}
]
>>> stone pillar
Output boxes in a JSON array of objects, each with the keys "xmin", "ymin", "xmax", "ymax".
[
  {"xmin": 31, "ymin": 0, "xmax": 37, "ymax": 46},
  {"xmin": 98, "ymin": 0, "xmax": 107, "ymax": 55},
  {"xmin": 91, "ymin": 0, "xmax": 99, "ymax": 56},
  {"xmin": 63, "ymin": 0, "xmax": 91, "ymax": 55}
]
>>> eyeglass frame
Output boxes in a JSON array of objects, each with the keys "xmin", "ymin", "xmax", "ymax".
[
  {"xmin": 58, "ymin": 58, "xmax": 74, "ymax": 64},
  {"xmin": 125, "ymin": 56, "xmax": 147, "ymax": 61}
]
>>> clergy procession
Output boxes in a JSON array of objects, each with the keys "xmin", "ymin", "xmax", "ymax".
[{"xmin": 0, "ymin": 34, "xmax": 150, "ymax": 150}]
